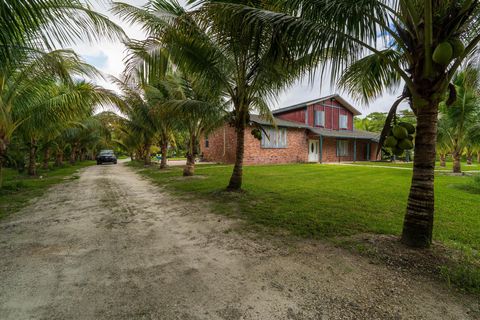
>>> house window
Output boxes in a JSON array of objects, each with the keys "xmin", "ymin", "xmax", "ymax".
[
  {"xmin": 314, "ymin": 110, "xmax": 325, "ymax": 126},
  {"xmin": 205, "ymin": 135, "xmax": 209, "ymax": 148},
  {"xmin": 337, "ymin": 140, "xmax": 349, "ymax": 156},
  {"xmin": 339, "ymin": 114, "xmax": 348, "ymax": 129},
  {"xmin": 261, "ymin": 127, "xmax": 287, "ymax": 148}
]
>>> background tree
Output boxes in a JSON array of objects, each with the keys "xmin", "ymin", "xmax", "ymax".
[
  {"xmin": 164, "ymin": 74, "xmax": 225, "ymax": 176},
  {"xmin": 113, "ymin": 0, "xmax": 314, "ymax": 190},
  {"xmin": 436, "ymin": 67, "xmax": 480, "ymax": 173}
]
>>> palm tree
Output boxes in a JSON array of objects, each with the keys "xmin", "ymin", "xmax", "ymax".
[
  {"xmin": 1, "ymin": 0, "xmax": 125, "ymax": 66},
  {"xmin": 163, "ymin": 74, "xmax": 225, "ymax": 176},
  {"xmin": 204, "ymin": 0, "xmax": 480, "ymax": 247},
  {"xmin": 436, "ymin": 68, "xmax": 480, "ymax": 173},
  {"xmin": 113, "ymin": 0, "xmax": 314, "ymax": 190},
  {"xmin": 0, "ymin": 49, "xmax": 106, "ymax": 180}
]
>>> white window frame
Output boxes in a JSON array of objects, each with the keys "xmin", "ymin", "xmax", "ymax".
[
  {"xmin": 314, "ymin": 110, "xmax": 325, "ymax": 127},
  {"xmin": 337, "ymin": 140, "xmax": 349, "ymax": 156},
  {"xmin": 261, "ymin": 127, "xmax": 288, "ymax": 149},
  {"xmin": 339, "ymin": 114, "xmax": 348, "ymax": 129}
]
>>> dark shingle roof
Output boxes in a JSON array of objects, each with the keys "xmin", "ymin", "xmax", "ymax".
[
  {"xmin": 309, "ymin": 127, "xmax": 380, "ymax": 141},
  {"xmin": 249, "ymin": 114, "xmax": 379, "ymax": 142},
  {"xmin": 272, "ymin": 94, "xmax": 362, "ymax": 116}
]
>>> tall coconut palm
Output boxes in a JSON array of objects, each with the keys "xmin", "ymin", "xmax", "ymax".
[
  {"xmin": 436, "ymin": 68, "xmax": 480, "ymax": 173},
  {"xmin": 203, "ymin": 0, "xmax": 480, "ymax": 247},
  {"xmin": 113, "ymin": 0, "xmax": 315, "ymax": 190}
]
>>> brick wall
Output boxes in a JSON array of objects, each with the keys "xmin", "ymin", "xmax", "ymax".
[
  {"xmin": 199, "ymin": 124, "xmax": 237, "ymax": 163},
  {"xmin": 200, "ymin": 124, "xmax": 308, "ymax": 164},
  {"xmin": 200, "ymin": 123, "xmax": 379, "ymax": 164},
  {"xmin": 243, "ymin": 127, "xmax": 308, "ymax": 164}
]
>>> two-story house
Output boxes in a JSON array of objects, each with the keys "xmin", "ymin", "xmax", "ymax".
[{"xmin": 200, "ymin": 94, "xmax": 380, "ymax": 164}]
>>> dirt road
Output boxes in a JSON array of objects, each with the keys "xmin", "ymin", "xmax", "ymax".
[{"xmin": 0, "ymin": 163, "xmax": 478, "ymax": 320}]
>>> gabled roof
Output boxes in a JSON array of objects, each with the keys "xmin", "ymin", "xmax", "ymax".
[
  {"xmin": 272, "ymin": 94, "xmax": 362, "ymax": 116},
  {"xmin": 249, "ymin": 114, "xmax": 379, "ymax": 142}
]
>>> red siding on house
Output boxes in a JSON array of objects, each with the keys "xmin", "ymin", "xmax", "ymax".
[
  {"xmin": 276, "ymin": 108, "xmax": 306, "ymax": 124},
  {"xmin": 276, "ymin": 98, "xmax": 354, "ymax": 131}
]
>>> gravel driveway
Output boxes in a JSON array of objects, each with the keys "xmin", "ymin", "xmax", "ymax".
[{"xmin": 0, "ymin": 163, "xmax": 477, "ymax": 319}]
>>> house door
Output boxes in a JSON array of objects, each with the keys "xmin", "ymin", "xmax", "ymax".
[{"xmin": 308, "ymin": 140, "xmax": 320, "ymax": 162}]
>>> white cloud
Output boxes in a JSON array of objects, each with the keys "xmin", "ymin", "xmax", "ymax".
[{"xmin": 72, "ymin": 0, "xmax": 410, "ymax": 117}]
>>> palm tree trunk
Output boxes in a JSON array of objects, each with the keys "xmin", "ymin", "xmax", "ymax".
[
  {"xmin": 401, "ymin": 104, "xmax": 438, "ymax": 248},
  {"xmin": 466, "ymin": 153, "xmax": 472, "ymax": 165},
  {"xmin": 55, "ymin": 151, "xmax": 64, "ymax": 167},
  {"xmin": 28, "ymin": 141, "xmax": 37, "ymax": 176},
  {"xmin": 439, "ymin": 153, "xmax": 446, "ymax": 167},
  {"xmin": 452, "ymin": 152, "xmax": 461, "ymax": 173},
  {"xmin": 0, "ymin": 139, "xmax": 6, "ymax": 188},
  {"xmin": 227, "ymin": 123, "xmax": 245, "ymax": 191},
  {"xmin": 70, "ymin": 145, "xmax": 77, "ymax": 164},
  {"xmin": 144, "ymin": 143, "xmax": 152, "ymax": 166},
  {"xmin": 183, "ymin": 134, "xmax": 196, "ymax": 176},
  {"xmin": 42, "ymin": 147, "xmax": 50, "ymax": 169},
  {"xmin": 160, "ymin": 142, "xmax": 168, "ymax": 169}
]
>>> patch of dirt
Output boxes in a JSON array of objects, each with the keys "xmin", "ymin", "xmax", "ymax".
[
  {"xmin": 340, "ymin": 234, "xmax": 460, "ymax": 277},
  {"xmin": 0, "ymin": 163, "xmax": 478, "ymax": 320}
]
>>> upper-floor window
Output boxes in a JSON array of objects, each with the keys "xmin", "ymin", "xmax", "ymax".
[
  {"xmin": 261, "ymin": 127, "xmax": 287, "ymax": 148},
  {"xmin": 314, "ymin": 110, "xmax": 325, "ymax": 126},
  {"xmin": 339, "ymin": 114, "xmax": 348, "ymax": 129}
]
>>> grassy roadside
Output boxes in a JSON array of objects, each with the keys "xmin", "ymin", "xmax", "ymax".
[
  {"xmin": 0, "ymin": 161, "xmax": 94, "ymax": 220},
  {"xmin": 353, "ymin": 160, "xmax": 480, "ymax": 171},
  {"xmin": 129, "ymin": 161, "xmax": 480, "ymax": 294}
]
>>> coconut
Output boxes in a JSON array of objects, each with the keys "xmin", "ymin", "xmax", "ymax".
[
  {"xmin": 391, "ymin": 146, "xmax": 404, "ymax": 156},
  {"xmin": 392, "ymin": 125, "xmax": 409, "ymax": 139},
  {"xmin": 398, "ymin": 122, "xmax": 415, "ymax": 134},
  {"xmin": 432, "ymin": 42, "xmax": 453, "ymax": 65},
  {"xmin": 384, "ymin": 136, "xmax": 398, "ymax": 148},
  {"xmin": 398, "ymin": 139, "xmax": 414, "ymax": 150},
  {"xmin": 450, "ymin": 38, "xmax": 465, "ymax": 58}
]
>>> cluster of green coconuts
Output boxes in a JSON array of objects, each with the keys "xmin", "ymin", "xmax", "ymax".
[
  {"xmin": 251, "ymin": 128, "xmax": 262, "ymax": 140},
  {"xmin": 432, "ymin": 38, "xmax": 464, "ymax": 65},
  {"xmin": 384, "ymin": 122, "xmax": 416, "ymax": 156}
]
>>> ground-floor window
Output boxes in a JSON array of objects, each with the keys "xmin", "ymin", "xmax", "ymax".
[
  {"xmin": 261, "ymin": 127, "xmax": 287, "ymax": 148},
  {"xmin": 337, "ymin": 140, "xmax": 349, "ymax": 156}
]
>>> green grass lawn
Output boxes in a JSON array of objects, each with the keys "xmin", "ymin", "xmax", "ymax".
[
  {"xmin": 130, "ymin": 161, "xmax": 480, "ymax": 292},
  {"xmin": 0, "ymin": 161, "xmax": 94, "ymax": 219},
  {"xmin": 130, "ymin": 162, "xmax": 480, "ymax": 250},
  {"xmin": 353, "ymin": 161, "xmax": 480, "ymax": 171}
]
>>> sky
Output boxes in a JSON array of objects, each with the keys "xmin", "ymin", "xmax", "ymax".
[{"xmin": 73, "ymin": 0, "xmax": 410, "ymax": 117}]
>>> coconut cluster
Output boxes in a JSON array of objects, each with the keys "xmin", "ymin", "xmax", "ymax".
[
  {"xmin": 251, "ymin": 128, "xmax": 262, "ymax": 140},
  {"xmin": 384, "ymin": 122, "xmax": 415, "ymax": 156}
]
